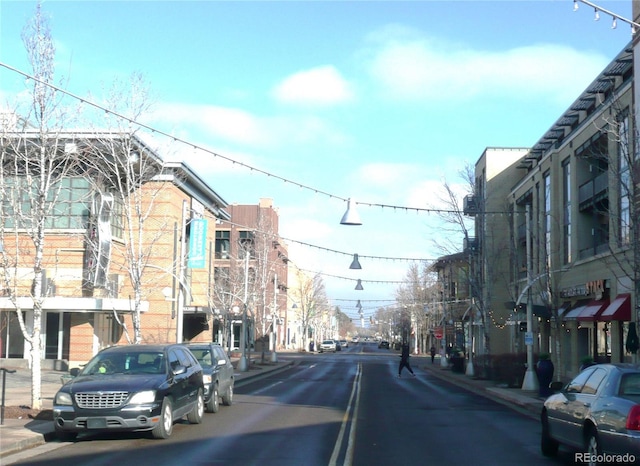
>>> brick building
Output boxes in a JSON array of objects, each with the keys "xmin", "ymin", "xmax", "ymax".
[{"xmin": 0, "ymin": 131, "xmax": 230, "ymax": 369}]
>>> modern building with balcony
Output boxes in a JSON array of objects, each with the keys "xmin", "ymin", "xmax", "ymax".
[{"xmin": 472, "ymin": 41, "xmax": 637, "ymax": 380}]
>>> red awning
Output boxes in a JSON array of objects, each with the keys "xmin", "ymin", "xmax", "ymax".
[
  {"xmin": 577, "ymin": 300, "xmax": 609, "ymax": 321},
  {"xmin": 600, "ymin": 294, "xmax": 631, "ymax": 321},
  {"xmin": 562, "ymin": 300, "xmax": 590, "ymax": 320}
]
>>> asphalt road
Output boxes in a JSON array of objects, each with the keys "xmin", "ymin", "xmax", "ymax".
[{"xmin": 6, "ymin": 344, "xmax": 580, "ymax": 465}]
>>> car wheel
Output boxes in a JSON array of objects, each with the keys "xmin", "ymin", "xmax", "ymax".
[
  {"xmin": 55, "ymin": 427, "xmax": 77, "ymax": 442},
  {"xmin": 222, "ymin": 382, "xmax": 234, "ymax": 406},
  {"xmin": 152, "ymin": 397, "xmax": 173, "ymax": 439},
  {"xmin": 540, "ymin": 411, "xmax": 559, "ymax": 457},
  {"xmin": 585, "ymin": 427, "xmax": 602, "ymax": 463},
  {"xmin": 187, "ymin": 388, "xmax": 204, "ymax": 424},
  {"xmin": 206, "ymin": 383, "xmax": 220, "ymax": 413}
]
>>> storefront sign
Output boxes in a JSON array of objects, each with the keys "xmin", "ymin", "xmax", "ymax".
[{"xmin": 561, "ymin": 279, "xmax": 606, "ymax": 299}]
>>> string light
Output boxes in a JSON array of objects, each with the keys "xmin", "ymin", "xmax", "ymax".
[
  {"xmin": 573, "ymin": 0, "xmax": 640, "ymax": 34},
  {"xmin": 0, "ymin": 61, "xmax": 511, "ymax": 216},
  {"xmin": 296, "ymin": 268, "xmax": 407, "ymax": 285},
  {"xmin": 222, "ymin": 219, "xmax": 436, "ymax": 263}
]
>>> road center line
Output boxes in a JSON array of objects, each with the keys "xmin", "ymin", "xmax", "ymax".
[{"xmin": 329, "ymin": 362, "xmax": 362, "ymax": 466}]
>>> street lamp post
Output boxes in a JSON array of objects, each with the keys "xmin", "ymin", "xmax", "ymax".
[
  {"xmin": 441, "ymin": 278, "xmax": 449, "ymax": 368},
  {"xmin": 521, "ymin": 204, "xmax": 538, "ymax": 391},
  {"xmin": 270, "ymin": 274, "xmax": 279, "ymax": 363},
  {"xmin": 237, "ymin": 252, "xmax": 250, "ymax": 372}
]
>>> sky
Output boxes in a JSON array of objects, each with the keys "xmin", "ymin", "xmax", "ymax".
[{"xmin": 0, "ymin": 0, "xmax": 634, "ymax": 322}]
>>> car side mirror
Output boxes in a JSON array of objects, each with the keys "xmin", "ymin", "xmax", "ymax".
[
  {"xmin": 172, "ymin": 364, "xmax": 187, "ymax": 376},
  {"xmin": 69, "ymin": 367, "xmax": 80, "ymax": 377},
  {"xmin": 217, "ymin": 359, "xmax": 227, "ymax": 366}
]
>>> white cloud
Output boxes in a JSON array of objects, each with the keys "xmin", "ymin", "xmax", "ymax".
[
  {"xmin": 148, "ymin": 101, "xmax": 349, "ymax": 150},
  {"xmin": 272, "ymin": 65, "xmax": 354, "ymax": 107},
  {"xmin": 350, "ymin": 162, "xmax": 439, "ymax": 208},
  {"xmin": 366, "ymin": 30, "xmax": 609, "ymax": 104},
  {"xmin": 148, "ymin": 102, "xmax": 274, "ymax": 147}
]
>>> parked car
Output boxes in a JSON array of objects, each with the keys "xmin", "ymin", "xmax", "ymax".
[
  {"xmin": 378, "ymin": 340, "xmax": 390, "ymax": 349},
  {"xmin": 318, "ymin": 340, "xmax": 337, "ymax": 353},
  {"xmin": 184, "ymin": 342, "xmax": 234, "ymax": 413},
  {"xmin": 335, "ymin": 340, "xmax": 342, "ymax": 351},
  {"xmin": 53, "ymin": 344, "xmax": 204, "ymax": 441},
  {"xmin": 541, "ymin": 364, "xmax": 640, "ymax": 460},
  {"xmin": 339, "ymin": 339, "xmax": 348, "ymax": 348}
]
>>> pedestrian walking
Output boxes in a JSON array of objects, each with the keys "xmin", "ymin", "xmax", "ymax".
[
  {"xmin": 430, "ymin": 346, "xmax": 436, "ymax": 364},
  {"xmin": 398, "ymin": 343, "xmax": 415, "ymax": 377}
]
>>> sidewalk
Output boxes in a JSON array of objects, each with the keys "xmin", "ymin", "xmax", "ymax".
[
  {"xmin": 0, "ymin": 353, "xmax": 546, "ymax": 460},
  {"xmin": 0, "ymin": 354, "xmax": 294, "ymax": 460}
]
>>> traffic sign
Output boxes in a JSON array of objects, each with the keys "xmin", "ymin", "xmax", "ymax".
[{"xmin": 525, "ymin": 331, "xmax": 534, "ymax": 346}]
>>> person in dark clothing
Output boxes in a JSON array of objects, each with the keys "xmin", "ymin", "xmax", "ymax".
[
  {"xmin": 398, "ymin": 343, "xmax": 415, "ymax": 377},
  {"xmin": 430, "ymin": 346, "xmax": 436, "ymax": 364}
]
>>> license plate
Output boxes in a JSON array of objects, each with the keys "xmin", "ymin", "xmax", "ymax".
[{"xmin": 87, "ymin": 418, "xmax": 107, "ymax": 429}]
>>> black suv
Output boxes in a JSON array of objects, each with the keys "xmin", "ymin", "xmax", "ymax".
[
  {"xmin": 53, "ymin": 344, "xmax": 204, "ymax": 440},
  {"xmin": 183, "ymin": 343, "xmax": 234, "ymax": 413}
]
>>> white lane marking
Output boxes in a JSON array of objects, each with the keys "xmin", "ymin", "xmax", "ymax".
[
  {"xmin": 250, "ymin": 380, "xmax": 283, "ymax": 395},
  {"xmin": 344, "ymin": 364, "xmax": 362, "ymax": 465},
  {"xmin": 329, "ymin": 362, "xmax": 362, "ymax": 466}
]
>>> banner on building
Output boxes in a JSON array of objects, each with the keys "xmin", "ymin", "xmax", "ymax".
[{"xmin": 187, "ymin": 218, "xmax": 207, "ymax": 269}]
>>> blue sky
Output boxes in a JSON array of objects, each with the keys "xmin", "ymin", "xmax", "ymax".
[{"xmin": 0, "ymin": 0, "xmax": 633, "ymax": 320}]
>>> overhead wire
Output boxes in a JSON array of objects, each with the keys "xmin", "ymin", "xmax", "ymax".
[{"xmin": 0, "ymin": 61, "xmax": 509, "ymax": 215}]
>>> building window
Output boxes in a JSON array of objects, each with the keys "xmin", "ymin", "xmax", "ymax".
[
  {"xmin": 238, "ymin": 231, "xmax": 254, "ymax": 259},
  {"xmin": 562, "ymin": 159, "xmax": 571, "ymax": 264},
  {"xmin": 618, "ymin": 111, "xmax": 631, "ymax": 245},
  {"xmin": 2, "ymin": 176, "xmax": 91, "ymax": 229},
  {"xmin": 215, "ymin": 231, "xmax": 230, "ymax": 259},
  {"xmin": 51, "ymin": 177, "xmax": 92, "ymax": 229},
  {"xmin": 544, "ymin": 171, "xmax": 551, "ymax": 270},
  {"xmin": 110, "ymin": 194, "xmax": 124, "ymax": 240}
]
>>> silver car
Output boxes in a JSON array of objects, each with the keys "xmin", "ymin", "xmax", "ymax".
[
  {"xmin": 541, "ymin": 364, "xmax": 640, "ymax": 461},
  {"xmin": 318, "ymin": 340, "xmax": 337, "ymax": 353}
]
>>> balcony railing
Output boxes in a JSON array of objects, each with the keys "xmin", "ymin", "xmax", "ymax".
[
  {"xmin": 463, "ymin": 195, "xmax": 479, "ymax": 216},
  {"xmin": 578, "ymin": 172, "xmax": 608, "ymax": 210}
]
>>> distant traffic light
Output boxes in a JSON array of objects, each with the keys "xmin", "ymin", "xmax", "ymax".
[{"xmin": 519, "ymin": 322, "xmax": 527, "ymax": 332}]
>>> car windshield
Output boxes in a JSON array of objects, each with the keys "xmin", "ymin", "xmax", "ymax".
[
  {"xmin": 82, "ymin": 351, "xmax": 165, "ymax": 375},
  {"xmin": 189, "ymin": 348, "xmax": 213, "ymax": 367}
]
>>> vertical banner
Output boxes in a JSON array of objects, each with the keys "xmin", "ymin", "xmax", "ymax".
[
  {"xmin": 187, "ymin": 218, "xmax": 208, "ymax": 269},
  {"xmin": 85, "ymin": 193, "xmax": 114, "ymax": 288}
]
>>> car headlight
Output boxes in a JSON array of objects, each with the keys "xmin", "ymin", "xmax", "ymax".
[
  {"xmin": 129, "ymin": 390, "xmax": 156, "ymax": 404},
  {"xmin": 203, "ymin": 374, "xmax": 212, "ymax": 384},
  {"xmin": 55, "ymin": 391, "xmax": 73, "ymax": 406}
]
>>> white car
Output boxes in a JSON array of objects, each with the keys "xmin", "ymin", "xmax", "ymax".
[{"xmin": 318, "ymin": 340, "xmax": 337, "ymax": 353}]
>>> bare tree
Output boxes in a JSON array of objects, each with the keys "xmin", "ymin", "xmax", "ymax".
[
  {"xmin": 395, "ymin": 261, "xmax": 436, "ymax": 353},
  {"xmin": 427, "ymin": 164, "xmax": 496, "ymax": 355},
  {"xmin": 288, "ymin": 268, "xmax": 328, "ymax": 352},
  {"xmin": 0, "ymin": 3, "xmax": 81, "ymax": 409},
  {"xmin": 79, "ymin": 74, "xmax": 171, "ymax": 345},
  {"xmin": 250, "ymin": 214, "xmax": 283, "ymax": 340},
  {"xmin": 210, "ymin": 249, "xmax": 257, "ymax": 351}
]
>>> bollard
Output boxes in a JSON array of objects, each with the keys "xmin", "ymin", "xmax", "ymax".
[{"xmin": 0, "ymin": 368, "xmax": 17, "ymax": 425}]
